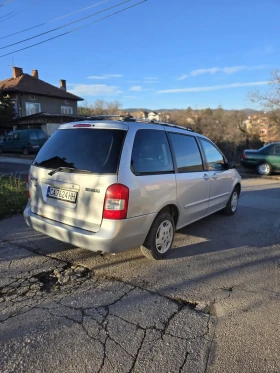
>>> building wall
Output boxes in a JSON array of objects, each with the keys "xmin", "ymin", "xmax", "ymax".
[{"xmin": 15, "ymin": 94, "xmax": 78, "ymax": 117}]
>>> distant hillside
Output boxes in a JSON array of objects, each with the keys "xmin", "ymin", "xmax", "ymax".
[{"xmin": 124, "ymin": 108, "xmax": 261, "ymax": 114}]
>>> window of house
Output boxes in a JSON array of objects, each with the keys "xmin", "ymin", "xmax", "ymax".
[
  {"xmin": 25, "ymin": 102, "xmax": 41, "ymax": 116},
  {"xmin": 199, "ymin": 139, "xmax": 225, "ymax": 171},
  {"xmin": 131, "ymin": 129, "xmax": 174, "ymax": 175},
  {"xmin": 169, "ymin": 133, "xmax": 203, "ymax": 172},
  {"xmin": 61, "ymin": 106, "xmax": 73, "ymax": 115}
]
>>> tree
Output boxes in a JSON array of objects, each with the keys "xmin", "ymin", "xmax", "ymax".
[
  {"xmin": 78, "ymin": 99, "xmax": 123, "ymax": 116},
  {"xmin": 249, "ymin": 70, "xmax": 280, "ymax": 141},
  {"xmin": 0, "ymin": 92, "xmax": 14, "ymax": 125}
]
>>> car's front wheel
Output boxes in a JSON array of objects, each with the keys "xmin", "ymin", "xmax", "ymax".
[
  {"xmin": 257, "ymin": 162, "xmax": 272, "ymax": 176},
  {"xmin": 22, "ymin": 147, "xmax": 29, "ymax": 156},
  {"xmin": 141, "ymin": 212, "xmax": 175, "ymax": 260},
  {"xmin": 223, "ymin": 187, "xmax": 239, "ymax": 216}
]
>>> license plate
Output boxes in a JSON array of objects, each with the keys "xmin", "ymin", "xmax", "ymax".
[{"xmin": 47, "ymin": 186, "xmax": 77, "ymax": 203}]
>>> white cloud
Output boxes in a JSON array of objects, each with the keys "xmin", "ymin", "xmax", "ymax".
[
  {"xmin": 144, "ymin": 77, "xmax": 157, "ymax": 80},
  {"xmin": 123, "ymin": 95, "xmax": 139, "ymax": 99},
  {"xmin": 68, "ymin": 84, "xmax": 122, "ymax": 96},
  {"xmin": 87, "ymin": 74, "xmax": 123, "ymax": 80},
  {"xmin": 177, "ymin": 65, "xmax": 266, "ymax": 80},
  {"xmin": 157, "ymin": 81, "xmax": 268, "ymax": 94},
  {"xmin": 129, "ymin": 86, "xmax": 144, "ymax": 91},
  {"xmin": 126, "ymin": 80, "xmax": 141, "ymax": 83}
]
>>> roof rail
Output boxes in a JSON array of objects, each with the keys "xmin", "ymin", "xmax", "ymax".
[
  {"xmin": 134, "ymin": 118, "xmax": 193, "ymax": 132},
  {"xmin": 82, "ymin": 115, "xmax": 193, "ymax": 131}
]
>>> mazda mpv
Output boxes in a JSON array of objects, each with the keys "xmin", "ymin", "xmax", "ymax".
[{"xmin": 24, "ymin": 119, "xmax": 241, "ymax": 260}]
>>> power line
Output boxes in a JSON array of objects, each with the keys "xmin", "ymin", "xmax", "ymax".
[
  {"xmin": 0, "ymin": 0, "xmax": 14, "ymax": 7},
  {"xmin": 0, "ymin": 11, "xmax": 13, "ymax": 20},
  {"xmin": 0, "ymin": 0, "xmax": 110, "ymax": 38},
  {"xmin": 0, "ymin": 0, "xmax": 131, "ymax": 49},
  {"xmin": 0, "ymin": 0, "xmax": 147, "ymax": 58},
  {"xmin": 0, "ymin": 0, "xmax": 36, "ymax": 22}
]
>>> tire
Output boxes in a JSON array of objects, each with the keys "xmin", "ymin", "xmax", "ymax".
[
  {"xmin": 140, "ymin": 212, "xmax": 175, "ymax": 260},
  {"xmin": 257, "ymin": 162, "xmax": 272, "ymax": 176},
  {"xmin": 22, "ymin": 147, "xmax": 29, "ymax": 156},
  {"xmin": 223, "ymin": 187, "xmax": 239, "ymax": 216}
]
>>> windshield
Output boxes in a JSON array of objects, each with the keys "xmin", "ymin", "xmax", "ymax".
[{"xmin": 33, "ymin": 128, "xmax": 126, "ymax": 174}]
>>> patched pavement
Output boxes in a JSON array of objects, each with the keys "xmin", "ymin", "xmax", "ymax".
[
  {"xmin": 0, "ymin": 178, "xmax": 280, "ymax": 372},
  {"xmin": 0, "ymin": 242, "xmax": 213, "ymax": 373}
]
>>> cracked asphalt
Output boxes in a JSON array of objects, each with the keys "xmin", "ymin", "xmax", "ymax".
[{"xmin": 0, "ymin": 178, "xmax": 279, "ymax": 373}]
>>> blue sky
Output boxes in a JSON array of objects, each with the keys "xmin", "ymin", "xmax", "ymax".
[{"xmin": 0, "ymin": 0, "xmax": 279, "ymax": 110}]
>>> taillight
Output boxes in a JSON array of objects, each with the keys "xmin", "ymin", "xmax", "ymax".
[
  {"xmin": 26, "ymin": 175, "xmax": 30, "ymax": 198},
  {"xmin": 103, "ymin": 184, "xmax": 129, "ymax": 220},
  {"xmin": 242, "ymin": 154, "xmax": 247, "ymax": 159}
]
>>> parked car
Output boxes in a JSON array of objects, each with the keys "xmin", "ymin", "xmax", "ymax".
[
  {"xmin": 241, "ymin": 142, "xmax": 280, "ymax": 175},
  {"xmin": 0, "ymin": 129, "xmax": 47, "ymax": 155},
  {"xmin": 24, "ymin": 119, "xmax": 241, "ymax": 260}
]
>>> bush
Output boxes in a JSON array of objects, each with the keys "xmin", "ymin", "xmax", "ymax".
[{"xmin": 0, "ymin": 176, "xmax": 27, "ymax": 220}]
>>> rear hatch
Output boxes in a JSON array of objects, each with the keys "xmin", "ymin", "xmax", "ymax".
[{"xmin": 28, "ymin": 124, "xmax": 127, "ymax": 232}]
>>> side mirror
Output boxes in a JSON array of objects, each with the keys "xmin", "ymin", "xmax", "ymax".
[{"xmin": 227, "ymin": 161, "xmax": 236, "ymax": 169}]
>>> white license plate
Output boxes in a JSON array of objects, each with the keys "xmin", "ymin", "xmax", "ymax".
[{"xmin": 47, "ymin": 186, "xmax": 77, "ymax": 203}]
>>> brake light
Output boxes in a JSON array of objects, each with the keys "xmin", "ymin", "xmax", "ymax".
[
  {"xmin": 243, "ymin": 154, "xmax": 247, "ymax": 159},
  {"xmin": 26, "ymin": 175, "xmax": 30, "ymax": 199},
  {"xmin": 73, "ymin": 123, "xmax": 92, "ymax": 128},
  {"xmin": 103, "ymin": 184, "xmax": 129, "ymax": 220}
]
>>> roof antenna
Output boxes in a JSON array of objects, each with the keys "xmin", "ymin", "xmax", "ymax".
[{"xmin": 8, "ymin": 56, "xmax": 14, "ymax": 68}]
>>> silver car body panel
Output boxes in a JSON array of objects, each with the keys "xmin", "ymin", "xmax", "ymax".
[{"xmin": 24, "ymin": 120, "xmax": 242, "ymax": 253}]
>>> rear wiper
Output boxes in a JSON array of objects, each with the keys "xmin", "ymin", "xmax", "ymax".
[{"xmin": 48, "ymin": 167, "xmax": 93, "ymax": 176}]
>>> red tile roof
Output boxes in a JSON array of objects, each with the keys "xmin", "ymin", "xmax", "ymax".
[{"xmin": 0, "ymin": 74, "xmax": 83, "ymax": 101}]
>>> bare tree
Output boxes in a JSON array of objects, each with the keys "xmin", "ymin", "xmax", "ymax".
[
  {"xmin": 78, "ymin": 99, "xmax": 123, "ymax": 116},
  {"xmin": 249, "ymin": 70, "xmax": 280, "ymax": 140}
]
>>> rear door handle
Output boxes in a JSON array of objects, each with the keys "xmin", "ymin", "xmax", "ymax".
[
  {"xmin": 203, "ymin": 174, "xmax": 210, "ymax": 181},
  {"xmin": 212, "ymin": 173, "xmax": 218, "ymax": 180}
]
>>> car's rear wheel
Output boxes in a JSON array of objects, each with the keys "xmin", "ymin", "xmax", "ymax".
[
  {"xmin": 141, "ymin": 212, "xmax": 175, "ymax": 260},
  {"xmin": 22, "ymin": 147, "xmax": 29, "ymax": 155},
  {"xmin": 223, "ymin": 187, "xmax": 239, "ymax": 216},
  {"xmin": 257, "ymin": 162, "xmax": 272, "ymax": 176}
]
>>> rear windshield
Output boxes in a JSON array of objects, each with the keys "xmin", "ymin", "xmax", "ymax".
[{"xmin": 33, "ymin": 128, "xmax": 126, "ymax": 174}]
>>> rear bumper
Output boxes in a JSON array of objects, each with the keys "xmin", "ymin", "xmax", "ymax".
[{"xmin": 23, "ymin": 205, "xmax": 156, "ymax": 253}]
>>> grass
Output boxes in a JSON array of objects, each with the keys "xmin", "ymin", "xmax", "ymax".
[{"xmin": 0, "ymin": 175, "xmax": 28, "ymax": 220}]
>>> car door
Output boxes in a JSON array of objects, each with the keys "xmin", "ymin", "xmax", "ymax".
[
  {"xmin": 266, "ymin": 144, "xmax": 280, "ymax": 171},
  {"xmin": 274, "ymin": 145, "xmax": 280, "ymax": 170},
  {"xmin": 12, "ymin": 132, "xmax": 21, "ymax": 152},
  {"xmin": 199, "ymin": 138, "xmax": 233, "ymax": 214},
  {"xmin": 4, "ymin": 133, "xmax": 13, "ymax": 152},
  {"xmin": 168, "ymin": 132, "xmax": 210, "ymax": 228}
]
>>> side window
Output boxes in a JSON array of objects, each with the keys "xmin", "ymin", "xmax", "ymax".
[
  {"xmin": 274, "ymin": 145, "xmax": 280, "ymax": 155},
  {"xmin": 200, "ymin": 139, "xmax": 225, "ymax": 171},
  {"xmin": 131, "ymin": 129, "xmax": 174, "ymax": 175},
  {"xmin": 29, "ymin": 132, "xmax": 38, "ymax": 141},
  {"xmin": 13, "ymin": 133, "xmax": 19, "ymax": 140},
  {"xmin": 37, "ymin": 131, "xmax": 46, "ymax": 140},
  {"xmin": 169, "ymin": 133, "xmax": 203, "ymax": 172}
]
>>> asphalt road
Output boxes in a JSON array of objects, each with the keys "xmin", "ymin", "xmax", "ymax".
[
  {"xmin": 0, "ymin": 178, "xmax": 279, "ymax": 372},
  {"xmin": 0, "ymin": 156, "xmax": 32, "ymax": 177}
]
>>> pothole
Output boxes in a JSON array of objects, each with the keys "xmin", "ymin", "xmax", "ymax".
[
  {"xmin": 34, "ymin": 264, "xmax": 91, "ymax": 292},
  {"xmin": 0, "ymin": 264, "xmax": 91, "ymax": 302}
]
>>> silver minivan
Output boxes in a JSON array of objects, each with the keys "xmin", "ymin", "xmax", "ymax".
[{"xmin": 24, "ymin": 119, "xmax": 241, "ymax": 260}]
